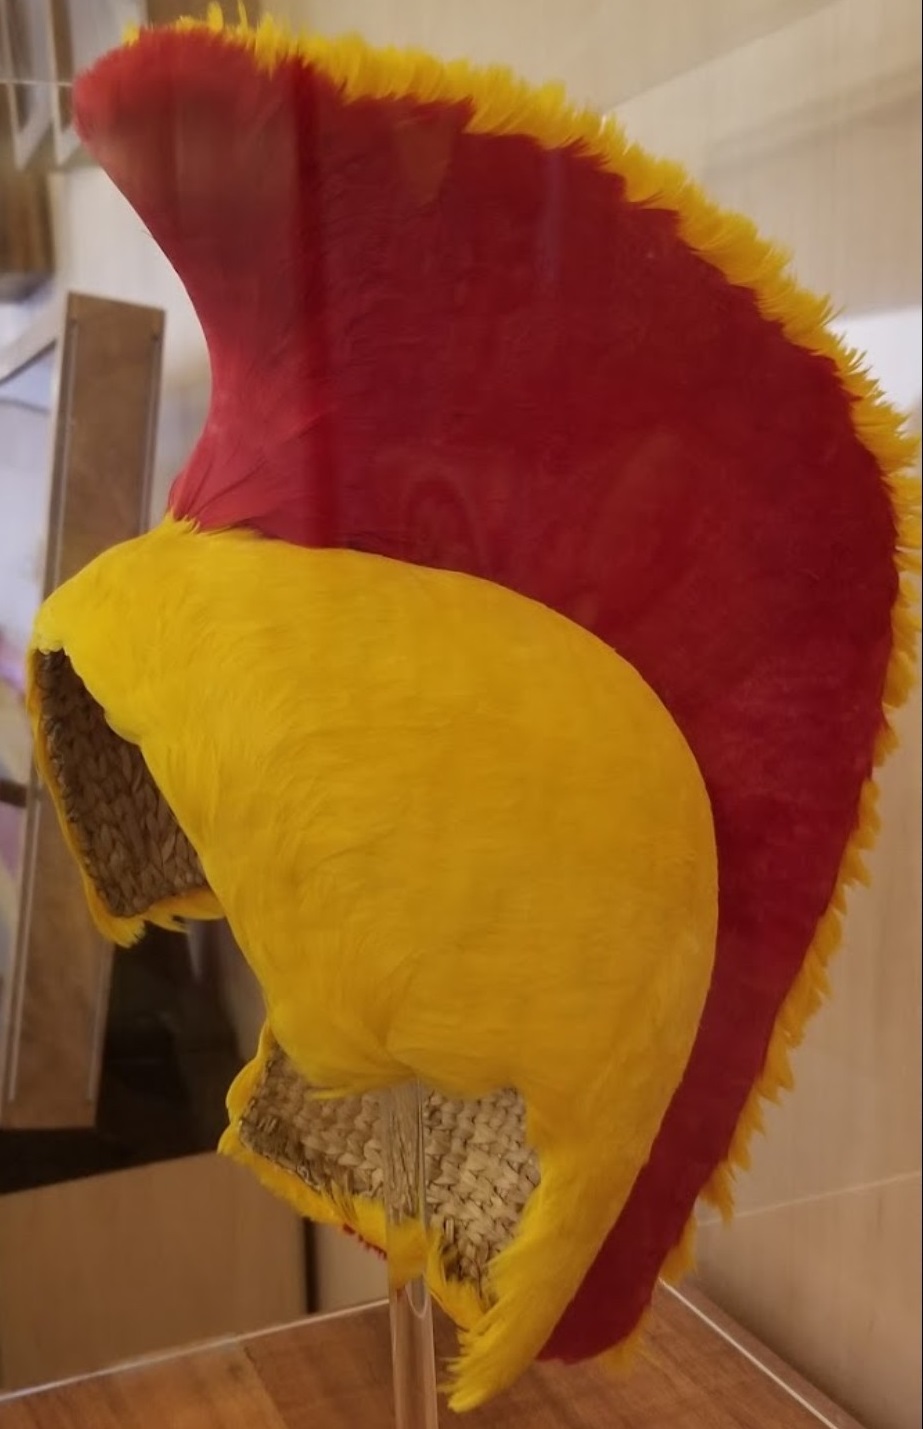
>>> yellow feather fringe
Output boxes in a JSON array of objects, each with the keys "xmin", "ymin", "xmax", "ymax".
[{"xmin": 143, "ymin": 0, "xmax": 920, "ymax": 1372}]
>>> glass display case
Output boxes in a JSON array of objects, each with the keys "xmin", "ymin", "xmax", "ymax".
[{"xmin": 0, "ymin": 4, "xmax": 919, "ymax": 1427}]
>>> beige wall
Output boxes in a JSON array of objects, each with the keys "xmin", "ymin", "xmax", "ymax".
[{"xmin": 0, "ymin": 1154, "xmax": 306, "ymax": 1390}]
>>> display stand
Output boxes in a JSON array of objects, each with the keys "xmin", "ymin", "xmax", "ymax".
[{"xmin": 381, "ymin": 1081, "xmax": 439, "ymax": 1428}]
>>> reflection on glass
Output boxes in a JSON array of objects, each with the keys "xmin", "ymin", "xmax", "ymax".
[
  {"xmin": 6, "ymin": 2, "xmax": 35, "ymax": 125},
  {"xmin": 0, "ymin": 7, "xmax": 918, "ymax": 1427},
  {"xmin": 0, "ymin": 349, "xmax": 53, "ymax": 1024}
]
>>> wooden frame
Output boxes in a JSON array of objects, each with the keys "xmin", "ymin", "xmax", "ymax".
[{"xmin": 0, "ymin": 291, "xmax": 163, "ymax": 1129}]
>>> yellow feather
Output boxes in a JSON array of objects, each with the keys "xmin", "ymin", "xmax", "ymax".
[{"xmin": 30, "ymin": 517, "xmax": 718, "ymax": 1407}]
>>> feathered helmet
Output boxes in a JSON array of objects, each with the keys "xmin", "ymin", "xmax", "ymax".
[{"xmin": 27, "ymin": 10, "xmax": 919, "ymax": 1411}]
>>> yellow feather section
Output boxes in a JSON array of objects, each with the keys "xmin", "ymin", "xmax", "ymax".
[{"xmin": 28, "ymin": 519, "xmax": 718, "ymax": 1408}]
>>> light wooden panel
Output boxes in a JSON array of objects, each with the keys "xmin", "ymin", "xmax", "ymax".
[
  {"xmin": 0, "ymin": 1291, "xmax": 858, "ymax": 1429},
  {"xmin": 1, "ymin": 292, "xmax": 163, "ymax": 1129},
  {"xmin": 0, "ymin": 1153, "xmax": 306, "ymax": 1392}
]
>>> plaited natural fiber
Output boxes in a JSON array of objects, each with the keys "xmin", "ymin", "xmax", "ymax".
[
  {"xmin": 238, "ymin": 1038, "xmax": 539, "ymax": 1294},
  {"xmin": 33, "ymin": 649, "xmax": 206, "ymax": 916}
]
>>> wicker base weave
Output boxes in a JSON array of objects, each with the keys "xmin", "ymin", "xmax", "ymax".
[
  {"xmin": 34, "ymin": 649, "xmax": 205, "ymax": 916},
  {"xmin": 239, "ymin": 1038, "xmax": 539, "ymax": 1293}
]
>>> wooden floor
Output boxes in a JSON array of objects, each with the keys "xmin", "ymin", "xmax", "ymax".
[{"xmin": 0, "ymin": 1287, "xmax": 860, "ymax": 1428}]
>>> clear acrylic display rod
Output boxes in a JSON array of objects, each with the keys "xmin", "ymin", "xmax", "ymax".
[{"xmin": 382, "ymin": 1082, "xmax": 440, "ymax": 1428}]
